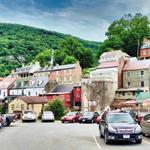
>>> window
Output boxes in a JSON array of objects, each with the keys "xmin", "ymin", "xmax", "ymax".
[
  {"xmin": 28, "ymin": 91, "xmax": 31, "ymax": 96},
  {"xmin": 127, "ymin": 72, "xmax": 130, "ymax": 77},
  {"xmin": 141, "ymin": 71, "xmax": 144, "ymax": 76},
  {"xmin": 141, "ymin": 81, "xmax": 144, "ymax": 87},
  {"xmin": 127, "ymin": 82, "xmax": 131, "ymax": 87},
  {"xmin": 21, "ymin": 104, "xmax": 24, "ymax": 110},
  {"xmin": 70, "ymin": 76, "xmax": 72, "ymax": 81},
  {"xmin": 11, "ymin": 104, "xmax": 14, "ymax": 110},
  {"xmin": 122, "ymin": 92, "xmax": 125, "ymax": 96}
]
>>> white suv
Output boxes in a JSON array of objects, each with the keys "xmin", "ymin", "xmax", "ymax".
[
  {"xmin": 22, "ymin": 110, "xmax": 36, "ymax": 122},
  {"xmin": 42, "ymin": 111, "xmax": 54, "ymax": 122}
]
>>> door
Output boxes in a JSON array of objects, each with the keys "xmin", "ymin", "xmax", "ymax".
[{"xmin": 142, "ymin": 114, "xmax": 150, "ymax": 135}]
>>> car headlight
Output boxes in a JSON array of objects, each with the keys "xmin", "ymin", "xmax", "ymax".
[
  {"xmin": 108, "ymin": 126, "xmax": 117, "ymax": 133},
  {"xmin": 135, "ymin": 125, "xmax": 142, "ymax": 133}
]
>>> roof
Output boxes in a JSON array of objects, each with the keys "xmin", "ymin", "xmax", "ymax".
[
  {"xmin": 97, "ymin": 61, "xmax": 119, "ymax": 69},
  {"xmin": 15, "ymin": 63, "xmax": 40, "ymax": 74},
  {"xmin": 100, "ymin": 50, "xmax": 130, "ymax": 58},
  {"xmin": 14, "ymin": 96, "xmax": 48, "ymax": 104},
  {"xmin": 0, "ymin": 77, "xmax": 3, "ymax": 81},
  {"xmin": 11, "ymin": 77, "xmax": 49, "ymax": 89},
  {"xmin": 141, "ymin": 40, "xmax": 150, "ymax": 49},
  {"xmin": 50, "ymin": 84, "xmax": 74, "ymax": 93},
  {"xmin": 0, "ymin": 77, "xmax": 16, "ymax": 90},
  {"xmin": 116, "ymin": 87, "xmax": 145, "ymax": 92},
  {"xmin": 35, "ymin": 63, "xmax": 76, "ymax": 73},
  {"xmin": 123, "ymin": 58, "xmax": 150, "ymax": 71},
  {"xmin": 136, "ymin": 92, "xmax": 150, "ymax": 103}
]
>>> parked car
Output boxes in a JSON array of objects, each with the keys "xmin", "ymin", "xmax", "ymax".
[
  {"xmin": 2, "ymin": 113, "xmax": 16, "ymax": 126},
  {"xmin": 99, "ymin": 111, "xmax": 142, "ymax": 144},
  {"xmin": 141, "ymin": 113, "xmax": 150, "ymax": 136},
  {"xmin": 61, "ymin": 112, "xmax": 82, "ymax": 123},
  {"xmin": 22, "ymin": 110, "xmax": 36, "ymax": 122},
  {"xmin": 42, "ymin": 111, "xmax": 54, "ymax": 122},
  {"xmin": 0, "ymin": 113, "xmax": 3, "ymax": 128},
  {"xmin": 135, "ymin": 112, "xmax": 149, "ymax": 124},
  {"xmin": 79, "ymin": 112, "xmax": 99, "ymax": 123}
]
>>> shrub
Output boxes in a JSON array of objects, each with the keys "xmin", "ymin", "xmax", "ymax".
[{"xmin": 44, "ymin": 97, "xmax": 66, "ymax": 120}]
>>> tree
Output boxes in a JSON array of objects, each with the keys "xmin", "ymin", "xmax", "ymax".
[
  {"xmin": 34, "ymin": 49, "xmax": 51, "ymax": 67},
  {"xmin": 44, "ymin": 98, "xmax": 66, "ymax": 120},
  {"xmin": 62, "ymin": 56, "xmax": 77, "ymax": 65},
  {"xmin": 98, "ymin": 13, "xmax": 150, "ymax": 57}
]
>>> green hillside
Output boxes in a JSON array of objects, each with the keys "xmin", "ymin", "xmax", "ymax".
[{"xmin": 0, "ymin": 23, "xmax": 100, "ymax": 77}]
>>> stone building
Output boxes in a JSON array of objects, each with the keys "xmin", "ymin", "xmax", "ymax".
[
  {"xmin": 81, "ymin": 78, "xmax": 115, "ymax": 113},
  {"xmin": 115, "ymin": 57, "xmax": 150, "ymax": 102}
]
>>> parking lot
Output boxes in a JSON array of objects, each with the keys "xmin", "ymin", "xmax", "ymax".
[{"xmin": 0, "ymin": 121, "xmax": 150, "ymax": 150}]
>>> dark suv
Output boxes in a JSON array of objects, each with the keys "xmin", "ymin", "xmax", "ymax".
[{"xmin": 99, "ymin": 111, "xmax": 142, "ymax": 144}]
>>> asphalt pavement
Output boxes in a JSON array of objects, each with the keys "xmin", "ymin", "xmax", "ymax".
[{"xmin": 0, "ymin": 121, "xmax": 149, "ymax": 150}]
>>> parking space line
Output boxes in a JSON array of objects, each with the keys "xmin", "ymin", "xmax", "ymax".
[{"xmin": 93, "ymin": 136, "xmax": 102, "ymax": 150}]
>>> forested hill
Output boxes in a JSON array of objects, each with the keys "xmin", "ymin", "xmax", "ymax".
[{"xmin": 0, "ymin": 23, "xmax": 100, "ymax": 77}]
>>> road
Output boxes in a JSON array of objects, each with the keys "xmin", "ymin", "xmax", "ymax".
[{"xmin": 0, "ymin": 121, "xmax": 150, "ymax": 150}]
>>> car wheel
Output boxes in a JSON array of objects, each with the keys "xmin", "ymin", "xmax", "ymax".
[
  {"xmin": 142, "ymin": 132, "xmax": 145, "ymax": 136},
  {"xmin": 104, "ymin": 132, "xmax": 110, "ymax": 144},
  {"xmin": 136, "ymin": 139, "xmax": 142, "ymax": 144},
  {"xmin": 62, "ymin": 121, "xmax": 64, "ymax": 123}
]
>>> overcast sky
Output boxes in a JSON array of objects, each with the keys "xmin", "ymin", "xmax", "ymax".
[{"xmin": 0, "ymin": 0, "xmax": 150, "ymax": 42}]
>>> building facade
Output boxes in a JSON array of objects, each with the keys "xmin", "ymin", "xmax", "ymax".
[
  {"xmin": 34, "ymin": 61, "xmax": 82, "ymax": 84},
  {"xmin": 0, "ymin": 77, "xmax": 16, "ymax": 100},
  {"xmin": 140, "ymin": 38, "xmax": 150, "ymax": 60},
  {"xmin": 8, "ymin": 96, "xmax": 48, "ymax": 118}
]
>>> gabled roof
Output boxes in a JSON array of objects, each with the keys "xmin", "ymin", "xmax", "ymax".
[
  {"xmin": 100, "ymin": 50, "xmax": 130, "ymax": 58},
  {"xmin": 50, "ymin": 84, "xmax": 74, "ymax": 93},
  {"xmin": 11, "ymin": 77, "xmax": 49, "ymax": 89},
  {"xmin": 123, "ymin": 58, "xmax": 150, "ymax": 71},
  {"xmin": 14, "ymin": 96, "xmax": 48, "ymax": 104},
  {"xmin": 0, "ymin": 77, "xmax": 16, "ymax": 90},
  {"xmin": 97, "ymin": 61, "xmax": 119, "ymax": 69},
  {"xmin": 35, "ymin": 63, "xmax": 76, "ymax": 73}
]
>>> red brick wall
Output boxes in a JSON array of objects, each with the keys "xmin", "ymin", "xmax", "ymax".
[
  {"xmin": 46, "ymin": 93, "xmax": 71, "ymax": 108},
  {"xmin": 73, "ymin": 86, "xmax": 81, "ymax": 102}
]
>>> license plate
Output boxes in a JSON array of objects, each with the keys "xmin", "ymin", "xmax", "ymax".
[
  {"xmin": 123, "ymin": 135, "xmax": 130, "ymax": 138},
  {"xmin": 82, "ymin": 119, "xmax": 85, "ymax": 122}
]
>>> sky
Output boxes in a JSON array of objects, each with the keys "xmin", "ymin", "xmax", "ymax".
[{"xmin": 0, "ymin": 0, "xmax": 150, "ymax": 42}]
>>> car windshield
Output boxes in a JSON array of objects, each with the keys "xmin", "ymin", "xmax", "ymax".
[
  {"xmin": 43, "ymin": 111, "xmax": 53, "ymax": 114},
  {"xmin": 84, "ymin": 112, "xmax": 94, "ymax": 117},
  {"xmin": 24, "ymin": 111, "xmax": 34, "ymax": 114},
  {"xmin": 106, "ymin": 113, "xmax": 134, "ymax": 124},
  {"xmin": 66, "ymin": 112, "xmax": 77, "ymax": 116}
]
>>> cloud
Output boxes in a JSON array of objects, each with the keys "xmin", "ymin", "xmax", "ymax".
[{"xmin": 0, "ymin": 0, "xmax": 150, "ymax": 41}]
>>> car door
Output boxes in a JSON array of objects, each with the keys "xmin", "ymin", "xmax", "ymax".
[{"xmin": 141, "ymin": 114, "xmax": 150, "ymax": 135}]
